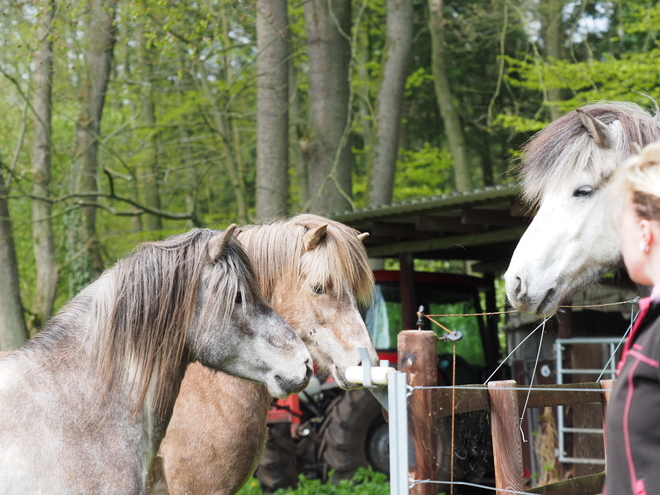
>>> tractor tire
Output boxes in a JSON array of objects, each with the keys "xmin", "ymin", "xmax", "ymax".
[
  {"xmin": 321, "ymin": 388, "xmax": 454, "ymax": 486},
  {"xmin": 255, "ymin": 424, "xmax": 300, "ymax": 493},
  {"xmin": 320, "ymin": 388, "xmax": 388, "ymax": 482}
]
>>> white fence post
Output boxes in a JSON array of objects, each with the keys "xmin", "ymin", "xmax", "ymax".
[{"xmin": 388, "ymin": 370, "xmax": 409, "ymax": 495}]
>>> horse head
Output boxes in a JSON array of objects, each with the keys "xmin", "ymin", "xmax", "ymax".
[
  {"xmin": 186, "ymin": 226, "xmax": 313, "ymax": 399},
  {"xmin": 505, "ymin": 102, "xmax": 660, "ymax": 317},
  {"xmin": 239, "ymin": 215, "xmax": 379, "ymax": 390}
]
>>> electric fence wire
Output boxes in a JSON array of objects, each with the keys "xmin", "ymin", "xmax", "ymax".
[
  {"xmin": 409, "ymin": 298, "xmax": 639, "ymax": 493},
  {"xmin": 409, "ymin": 478, "xmax": 531, "ymax": 494},
  {"xmin": 596, "ymin": 298, "xmax": 639, "ymax": 381},
  {"xmin": 518, "ymin": 317, "xmax": 545, "ymax": 443},
  {"xmin": 482, "ymin": 316, "xmax": 551, "ymax": 385}
]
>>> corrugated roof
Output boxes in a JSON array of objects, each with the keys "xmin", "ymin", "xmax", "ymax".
[{"xmin": 329, "ymin": 184, "xmax": 528, "ymax": 268}]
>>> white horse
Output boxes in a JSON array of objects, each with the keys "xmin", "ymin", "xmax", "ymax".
[
  {"xmin": 505, "ymin": 102, "xmax": 660, "ymax": 317},
  {"xmin": 0, "ymin": 226, "xmax": 312, "ymax": 494}
]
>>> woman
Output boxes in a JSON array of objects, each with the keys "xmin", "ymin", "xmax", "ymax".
[{"xmin": 606, "ymin": 141, "xmax": 660, "ymax": 495}]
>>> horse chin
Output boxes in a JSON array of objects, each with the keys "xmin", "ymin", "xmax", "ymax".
[{"xmin": 265, "ymin": 368, "xmax": 312, "ymax": 399}]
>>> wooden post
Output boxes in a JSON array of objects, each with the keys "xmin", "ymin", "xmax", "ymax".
[
  {"xmin": 488, "ymin": 380, "xmax": 525, "ymax": 494},
  {"xmin": 601, "ymin": 379, "xmax": 615, "ymax": 465},
  {"xmin": 398, "ymin": 330, "xmax": 438, "ymax": 495}
]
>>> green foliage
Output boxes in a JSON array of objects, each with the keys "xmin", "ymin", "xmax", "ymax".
[
  {"xmin": 394, "ymin": 143, "xmax": 454, "ymax": 201},
  {"xmin": 4, "ymin": 0, "xmax": 660, "ymax": 325},
  {"xmin": 236, "ymin": 469, "xmax": 390, "ymax": 495}
]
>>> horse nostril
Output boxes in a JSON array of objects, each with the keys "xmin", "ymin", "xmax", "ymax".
[
  {"xmin": 305, "ymin": 359, "xmax": 313, "ymax": 379},
  {"xmin": 514, "ymin": 276, "xmax": 523, "ymax": 297}
]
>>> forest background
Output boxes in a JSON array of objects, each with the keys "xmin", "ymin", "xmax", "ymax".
[{"xmin": 0, "ymin": 0, "xmax": 659, "ymax": 348}]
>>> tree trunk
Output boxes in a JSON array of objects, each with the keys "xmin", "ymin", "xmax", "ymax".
[
  {"xmin": 0, "ymin": 169, "xmax": 29, "ymax": 350},
  {"xmin": 540, "ymin": 0, "xmax": 565, "ymax": 121},
  {"xmin": 303, "ymin": 0, "xmax": 353, "ymax": 214},
  {"xmin": 256, "ymin": 0, "xmax": 289, "ymax": 221},
  {"xmin": 289, "ymin": 53, "xmax": 308, "ymax": 209},
  {"xmin": 368, "ymin": 0, "xmax": 413, "ymax": 207},
  {"xmin": 428, "ymin": 0, "xmax": 473, "ymax": 191},
  {"xmin": 30, "ymin": 0, "xmax": 59, "ymax": 334},
  {"xmin": 69, "ymin": 0, "xmax": 119, "ymax": 295},
  {"xmin": 138, "ymin": 24, "xmax": 163, "ymax": 231},
  {"xmin": 356, "ymin": 29, "xmax": 374, "ymax": 174}
]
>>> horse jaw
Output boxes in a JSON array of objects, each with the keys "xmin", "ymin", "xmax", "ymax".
[
  {"xmin": 505, "ymin": 179, "xmax": 623, "ymax": 317},
  {"xmin": 188, "ymin": 301, "xmax": 312, "ymax": 399}
]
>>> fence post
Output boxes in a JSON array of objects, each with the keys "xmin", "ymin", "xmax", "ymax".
[
  {"xmin": 398, "ymin": 330, "xmax": 438, "ymax": 495},
  {"xmin": 389, "ymin": 370, "xmax": 410, "ymax": 495},
  {"xmin": 488, "ymin": 379, "xmax": 525, "ymax": 493},
  {"xmin": 600, "ymin": 379, "xmax": 615, "ymax": 465}
]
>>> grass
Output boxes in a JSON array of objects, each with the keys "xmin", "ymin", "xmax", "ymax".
[{"xmin": 237, "ymin": 468, "xmax": 390, "ymax": 495}]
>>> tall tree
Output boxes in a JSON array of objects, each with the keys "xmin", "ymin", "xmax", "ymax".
[
  {"xmin": 256, "ymin": 0, "xmax": 289, "ymax": 220},
  {"xmin": 0, "ymin": 168, "xmax": 29, "ymax": 350},
  {"xmin": 368, "ymin": 0, "xmax": 413, "ymax": 207},
  {"xmin": 30, "ymin": 0, "xmax": 58, "ymax": 333},
  {"xmin": 303, "ymin": 0, "xmax": 354, "ymax": 214},
  {"xmin": 137, "ymin": 18, "xmax": 163, "ymax": 231},
  {"xmin": 540, "ymin": 0, "xmax": 565, "ymax": 121},
  {"xmin": 428, "ymin": 0, "xmax": 473, "ymax": 191},
  {"xmin": 68, "ymin": 0, "xmax": 119, "ymax": 294}
]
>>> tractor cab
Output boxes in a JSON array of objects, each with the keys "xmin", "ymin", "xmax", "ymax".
[{"xmin": 365, "ymin": 270, "xmax": 495, "ymax": 384}]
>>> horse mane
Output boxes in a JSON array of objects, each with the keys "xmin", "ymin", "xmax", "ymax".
[
  {"xmin": 519, "ymin": 101, "xmax": 660, "ymax": 204},
  {"xmin": 238, "ymin": 214, "xmax": 374, "ymax": 306},
  {"xmin": 86, "ymin": 228, "xmax": 259, "ymax": 416}
]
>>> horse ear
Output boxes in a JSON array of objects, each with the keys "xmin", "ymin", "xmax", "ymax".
[
  {"xmin": 303, "ymin": 224, "xmax": 328, "ymax": 252},
  {"xmin": 576, "ymin": 108, "xmax": 611, "ymax": 148},
  {"xmin": 208, "ymin": 224, "xmax": 238, "ymax": 261},
  {"xmin": 357, "ymin": 232, "xmax": 369, "ymax": 242}
]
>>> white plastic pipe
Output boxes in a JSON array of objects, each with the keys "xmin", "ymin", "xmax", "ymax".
[{"xmin": 345, "ymin": 365, "xmax": 396, "ymax": 386}]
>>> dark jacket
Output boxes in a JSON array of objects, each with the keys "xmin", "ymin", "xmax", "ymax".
[{"xmin": 605, "ymin": 297, "xmax": 660, "ymax": 495}]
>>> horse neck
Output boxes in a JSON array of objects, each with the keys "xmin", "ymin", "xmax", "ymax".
[{"xmin": 24, "ymin": 279, "xmax": 188, "ymax": 439}]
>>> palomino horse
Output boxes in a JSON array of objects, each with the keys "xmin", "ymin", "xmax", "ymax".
[
  {"xmin": 150, "ymin": 214, "xmax": 378, "ymax": 494},
  {"xmin": 0, "ymin": 227, "xmax": 312, "ymax": 494},
  {"xmin": 505, "ymin": 101, "xmax": 660, "ymax": 317}
]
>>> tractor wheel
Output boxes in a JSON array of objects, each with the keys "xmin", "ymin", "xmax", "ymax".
[
  {"xmin": 321, "ymin": 388, "xmax": 453, "ymax": 486},
  {"xmin": 255, "ymin": 424, "xmax": 300, "ymax": 492},
  {"xmin": 320, "ymin": 388, "xmax": 387, "ymax": 482}
]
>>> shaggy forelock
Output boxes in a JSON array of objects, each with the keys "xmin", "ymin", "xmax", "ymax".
[
  {"xmin": 238, "ymin": 214, "xmax": 375, "ymax": 306},
  {"xmin": 519, "ymin": 102, "xmax": 660, "ymax": 204}
]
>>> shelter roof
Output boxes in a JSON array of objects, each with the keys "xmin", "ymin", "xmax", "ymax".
[{"xmin": 330, "ymin": 184, "xmax": 529, "ymax": 271}]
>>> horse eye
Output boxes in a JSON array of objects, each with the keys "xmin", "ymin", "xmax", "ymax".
[
  {"xmin": 573, "ymin": 185, "xmax": 594, "ymax": 198},
  {"xmin": 235, "ymin": 292, "xmax": 243, "ymax": 304},
  {"xmin": 312, "ymin": 284, "xmax": 325, "ymax": 295}
]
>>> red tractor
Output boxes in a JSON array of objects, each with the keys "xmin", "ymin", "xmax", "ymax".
[{"xmin": 255, "ymin": 269, "xmax": 501, "ymax": 491}]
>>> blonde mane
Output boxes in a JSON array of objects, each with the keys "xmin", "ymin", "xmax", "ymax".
[{"xmin": 238, "ymin": 214, "xmax": 374, "ymax": 306}]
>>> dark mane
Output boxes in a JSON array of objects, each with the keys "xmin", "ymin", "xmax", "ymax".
[
  {"xmin": 83, "ymin": 228, "xmax": 259, "ymax": 415},
  {"xmin": 519, "ymin": 102, "xmax": 660, "ymax": 204}
]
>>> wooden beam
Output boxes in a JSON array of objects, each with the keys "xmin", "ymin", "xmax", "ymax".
[
  {"xmin": 526, "ymin": 472, "xmax": 605, "ymax": 494},
  {"xmin": 366, "ymin": 226, "xmax": 527, "ymax": 257},
  {"xmin": 415, "ymin": 215, "xmax": 480, "ymax": 233},
  {"xmin": 461, "ymin": 207, "xmax": 528, "ymax": 227},
  {"xmin": 370, "ymin": 221, "xmax": 418, "ymax": 237},
  {"xmin": 433, "ymin": 382, "xmax": 608, "ymax": 418}
]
